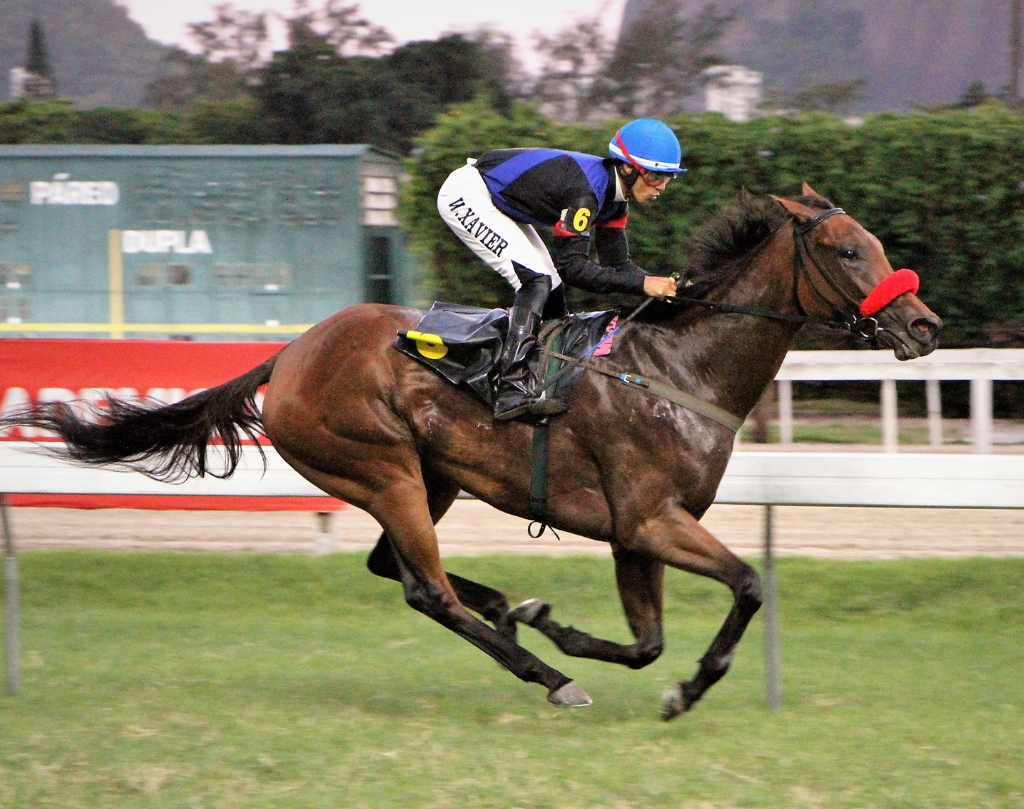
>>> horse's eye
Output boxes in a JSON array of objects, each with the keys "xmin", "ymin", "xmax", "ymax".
[{"xmin": 839, "ymin": 248, "xmax": 858, "ymax": 260}]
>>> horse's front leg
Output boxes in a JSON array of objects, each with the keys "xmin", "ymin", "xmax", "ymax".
[
  {"xmin": 509, "ymin": 545, "xmax": 665, "ymax": 669},
  {"xmin": 624, "ymin": 502, "xmax": 762, "ymax": 720}
]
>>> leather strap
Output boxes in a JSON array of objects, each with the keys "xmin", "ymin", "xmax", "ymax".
[
  {"xmin": 529, "ymin": 420, "xmax": 550, "ymax": 523},
  {"xmin": 554, "ymin": 353, "xmax": 744, "ymax": 433}
]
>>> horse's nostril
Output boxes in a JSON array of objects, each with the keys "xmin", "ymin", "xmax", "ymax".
[{"xmin": 910, "ymin": 317, "xmax": 940, "ymax": 341}]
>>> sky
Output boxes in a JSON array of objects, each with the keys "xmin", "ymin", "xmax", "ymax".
[{"xmin": 117, "ymin": 0, "xmax": 629, "ymax": 70}]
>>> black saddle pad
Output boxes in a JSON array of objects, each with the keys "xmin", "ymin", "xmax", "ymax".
[{"xmin": 393, "ymin": 301, "xmax": 618, "ymax": 408}]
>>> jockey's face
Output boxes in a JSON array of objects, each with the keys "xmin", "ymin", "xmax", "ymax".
[{"xmin": 621, "ymin": 165, "xmax": 671, "ymax": 204}]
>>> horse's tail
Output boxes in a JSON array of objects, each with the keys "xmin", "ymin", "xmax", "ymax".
[{"xmin": 1, "ymin": 354, "xmax": 279, "ymax": 482}]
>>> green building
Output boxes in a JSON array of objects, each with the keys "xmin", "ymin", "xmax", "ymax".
[{"xmin": 0, "ymin": 144, "xmax": 419, "ymax": 340}]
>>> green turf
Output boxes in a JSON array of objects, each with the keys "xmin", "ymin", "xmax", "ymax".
[
  {"xmin": 741, "ymin": 422, "xmax": 935, "ymax": 445},
  {"xmin": 2, "ymin": 552, "xmax": 1023, "ymax": 808}
]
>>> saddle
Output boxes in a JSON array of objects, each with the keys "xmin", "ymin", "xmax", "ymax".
[{"xmin": 393, "ymin": 302, "xmax": 620, "ymax": 410}]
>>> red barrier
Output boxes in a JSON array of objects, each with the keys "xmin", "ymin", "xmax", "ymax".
[{"xmin": 0, "ymin": 339, "xmax": 341, "ymax": 511}]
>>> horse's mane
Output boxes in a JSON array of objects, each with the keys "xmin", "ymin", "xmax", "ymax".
[{"xmin": 679, "ymin": 189, "xmax": 836, "ymax": 300}]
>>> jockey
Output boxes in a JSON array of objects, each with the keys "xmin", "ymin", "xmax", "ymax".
[{"xmin": 437, "ymin": 117, "xmax": 684, "ymax": 421}]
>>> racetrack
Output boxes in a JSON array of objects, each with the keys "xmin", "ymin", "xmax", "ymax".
[{"xmin": 7, "ymin": 498, "xmax": 1024, "ymax": 559}]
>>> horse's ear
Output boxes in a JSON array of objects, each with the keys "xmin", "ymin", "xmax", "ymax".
[
  {"xmin": 771, "ymin": 194, "xmax": 814, "ymax": 222},
  {"xmin": 801, "ymin": 181, "xmax": 821, "ymax": 197}
]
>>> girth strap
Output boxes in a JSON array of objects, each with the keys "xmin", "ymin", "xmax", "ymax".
[
  {"xmin": 529, "ymin": 420, "xmax": 550, "ymax": 524},
  {"xmin": 553, "ymin": 352, "xmax": 744, "ymax": 433}
]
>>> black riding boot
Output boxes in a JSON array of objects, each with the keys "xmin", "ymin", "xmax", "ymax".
[{"xmin": 493, "ymin": 273, "xmax": 567, "ymax": 422}]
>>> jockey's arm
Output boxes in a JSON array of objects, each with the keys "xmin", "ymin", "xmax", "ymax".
[
  {"xmin": 550, "ymin": 197, "xmax": 676, "ymax": 297},
  {"xmin": 551, "ymin": 230, "xmax": 647, "ymax": 294},
  {"xmin": 591, "ymin": 217, "xmax": 677, "ymax": 298}
]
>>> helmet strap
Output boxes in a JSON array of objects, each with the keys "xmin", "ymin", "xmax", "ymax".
[
  {"xmin": 615, "ymin": 161, "xmax": 642, "ymax": 200},
  {"xmin": 614, "ymin": 131, "xmax": 663, "ymax": 190}
]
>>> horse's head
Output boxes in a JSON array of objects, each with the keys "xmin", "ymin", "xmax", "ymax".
[{"xmin": 773, "ymin": 183, "xmax": 941, "ymax": 360}]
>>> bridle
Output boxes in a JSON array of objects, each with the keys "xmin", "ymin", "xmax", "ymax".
[
  {"xmin": 792, "ymin": 207, "xmax": 884, "ymax": 342},
  {"xmin": 671, "ymin": 207, "xmax": 919, "ymax": 346}
]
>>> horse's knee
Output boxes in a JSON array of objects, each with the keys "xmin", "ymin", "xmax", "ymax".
[{"xmin": 734, "ymin": 563, "xmax": 763, "ymax": 611}]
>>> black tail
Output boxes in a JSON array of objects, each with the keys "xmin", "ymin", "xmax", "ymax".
[{"xmin": 0, "ymin": 355, "xmax": 278, "ymax": 482}]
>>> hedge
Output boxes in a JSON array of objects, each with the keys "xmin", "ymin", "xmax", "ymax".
[{"xmin": 402, "ymin": 100, "xmax": 1024, "ymax": 348}]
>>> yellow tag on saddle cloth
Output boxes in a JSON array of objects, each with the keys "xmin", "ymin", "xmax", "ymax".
[{"xmin": 404, "ymin": 330, "xmax": 448, "ymax": 360}]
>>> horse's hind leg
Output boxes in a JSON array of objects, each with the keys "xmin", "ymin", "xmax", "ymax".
[
  {"xmin": 366, "ymin": 474, "xmax": 517, "ymax": 641},
  {"xmin": 370, "ymin": 539, "xmax": 516, "ymax": 636},
  {"xmin": 509, "ymin": 545, "xmax": 665, "ymax": 669},
  {"xmin": 372, "ymin": 480, "xmax": 589, "ymax": 707}
]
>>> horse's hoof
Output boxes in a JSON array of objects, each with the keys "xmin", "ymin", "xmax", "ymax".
[
  {"xmin": 508, "ymin": 598, "xmax": 550, "ymax": 626},
  {"xmin": 660, "ymin": 682, "xmax": 695, "ymax": 721},
  {"xmin": 548, "ymin": 681, "xmax": 592, "ymax": 708}
]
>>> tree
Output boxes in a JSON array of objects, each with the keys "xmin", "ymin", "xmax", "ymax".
[
  {"xmin": 187, "ymin": 3, "xmax": 271, "ymax": 71},
  {"xmin": 527, "ymin": 1, "xmax": 734, "ymax": 121},
  {"xmin": 390, "ymin": 36, "xmax": 488, "ymax": 107},
  {"xmin": 26, "ymin": 19, "xmax": 53, "ymax": 80},
  {"xmin": 531, "ymin": 15, "xmax": 613, "ymax": 122},
  {"xmin": 255, "ymin": 18, "xmax": 515, "ymax": 151},
  {"xmin": 145, "ymin": 1, "xmax": 521, "ymax": 150},
  {"xmin": 23, "ymin": 18, "xmax": 56, "ymax": 98},
  {"xmin": 144, "ymin": 48, "xmax": 250, "ymax": 112},
  {"xmin": 951, "ymin": 81, "xmax": 992, "ymax": 109},
  {"xmin": 596, "ymin": 0, "xmax": 734, "ymax": 117},
  {"xmin": 294, "ymin": 0, "xmax": 393, "ymax": 56},
  {"xmin": 790, "ymin": 78, "xmax": 867, "ymax": 113},
  {"xmin": 464, "ymin": 27, "xmax": 523, "ymax": 115},
  {"xmin": 255, "ymin": 33, "xmax": 436, "ymax": 151}
]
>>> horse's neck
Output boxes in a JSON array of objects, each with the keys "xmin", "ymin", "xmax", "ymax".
[{"xmin": 633, "ymin": 240, "xmax": 802, "ymax": 420}]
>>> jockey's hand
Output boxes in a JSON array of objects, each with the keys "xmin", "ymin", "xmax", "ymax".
[{"xmin": 643, "ymin": 275, "xmax": 679, "ymax": 299}]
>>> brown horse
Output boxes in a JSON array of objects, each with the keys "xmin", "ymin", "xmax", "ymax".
[{"xmin": 3, "ymin": 185, "xmax": 940, "ymax": 719}]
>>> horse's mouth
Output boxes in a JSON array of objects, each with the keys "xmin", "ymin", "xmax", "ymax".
[{"xmin": 878, "ymin": 322, "xmax": 940, "ymax": 360}]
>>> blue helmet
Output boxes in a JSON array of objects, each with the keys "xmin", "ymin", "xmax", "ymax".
[{"xmin": 608, "ymin": 118, "xmax": 686, "ymax": 174}]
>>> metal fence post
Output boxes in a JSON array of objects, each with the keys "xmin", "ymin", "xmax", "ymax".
[
  {"xmin": 2, "ymin": 493, "xmax": 20, "ymax": 695},
  {"xmin": 763, "ymin": 504, "xmax": 781, "ymax": 711},
  {"xmin": 314, "ymin": 511, "xmax": 335, "ymax": 555}
]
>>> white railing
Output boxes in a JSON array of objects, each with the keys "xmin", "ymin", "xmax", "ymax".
[{"xmin": 771, "ymin": 348, "xmax": 1024, "ymax": 453}]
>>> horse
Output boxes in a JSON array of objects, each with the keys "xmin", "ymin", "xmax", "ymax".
[{"xmin": 1, "ymin": 184, "xmax": 940, "ymax": 720}]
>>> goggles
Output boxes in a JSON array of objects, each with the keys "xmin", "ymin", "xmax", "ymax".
[{"xmin": 640, "ymin": 170, "xmax": 676, "ymax": 185}]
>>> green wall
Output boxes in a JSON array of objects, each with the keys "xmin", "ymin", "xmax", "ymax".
[{"xmin": 0, "ymin": 144, "xmax": 415, "ymax": 340}]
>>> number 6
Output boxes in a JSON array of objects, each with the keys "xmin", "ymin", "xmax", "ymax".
[{"xmin": 573, "ymin": 207, "xmax": 591, "ymax": 231}]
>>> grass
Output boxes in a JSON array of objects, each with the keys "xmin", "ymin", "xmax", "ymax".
[
  {"xmin": 2, "ymin": 552, "xmax": 1023, "ymax": 808},
  {"xmin": 741, "ymin": 422, "xmax": 934, "ymax": 445}
]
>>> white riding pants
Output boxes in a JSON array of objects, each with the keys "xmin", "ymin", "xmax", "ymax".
[{"xmin": 436, "ymin": 161, "xmax": 561, "ymax": 292}]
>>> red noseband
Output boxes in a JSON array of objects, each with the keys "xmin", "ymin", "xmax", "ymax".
[{"xmin": 859, "ymin": 269, "xmax": 920, "ymax": 317}]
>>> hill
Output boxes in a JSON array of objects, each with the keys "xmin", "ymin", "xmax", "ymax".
[
  {"xmin": 621, "ymin": 0, "xmax": 1015, "ymax": 110},
  {"xmin": 0, "ymin": 0, "xmax": 169, "ymax": 107}
]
